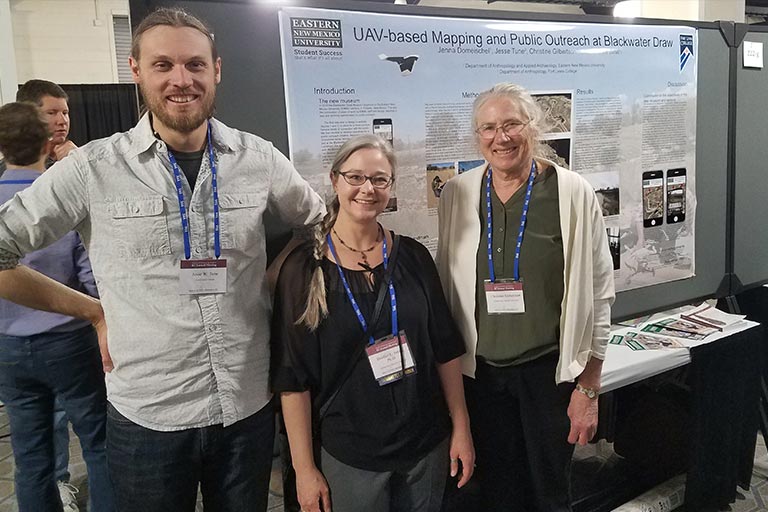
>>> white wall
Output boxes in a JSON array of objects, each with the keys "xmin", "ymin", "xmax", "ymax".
[
  {"xmin": 418, "ymin": 0, "xmax": 584, "ymax": 14},
  {"xmin": 699, "ymin": 0, "xmax": 745, "ymax": 23},
  {"xmin": 11, "ymin": 0, "xmax": 129, "ymax": 84},
  {"xmin": 0, "ymin": 0, "xmax": 19, "ymax": 103},
  {"xmin": 614, "ymin": 0, "xmax": 745, "ymax": 21}
]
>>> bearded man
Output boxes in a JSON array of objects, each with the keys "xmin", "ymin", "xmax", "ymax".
[{"xmin": 0, "ymin": 8, "xmax": 324, "ymax": 512}]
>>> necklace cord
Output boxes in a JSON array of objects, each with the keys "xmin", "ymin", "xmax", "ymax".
[{"xmin": 331, "ymin": 224, "xmax": 383, "ymax": 265}]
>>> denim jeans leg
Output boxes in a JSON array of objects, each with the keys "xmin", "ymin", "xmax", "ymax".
[
  {"xmin": 53, "ymin": 398, "xmax": 71, "ymax": 483},
  {"xmin": 0, "ymin": 335, "xmax": 60, "ymax": 512},
  {"xmin": 106, "ymin": 404, "xmax": 200, "ymax": 512},
  {"xmin": 43, "ymin": 327, "xmax": 114, "ymax": 512},
  {"xmin": 200, "ymin": 400, "xmax": 276, "ymax": 512}
]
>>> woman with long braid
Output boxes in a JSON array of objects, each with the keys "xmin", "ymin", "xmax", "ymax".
[{"xmin": 271, "ymin": 134, "xmax": 474, "ymax": 512}]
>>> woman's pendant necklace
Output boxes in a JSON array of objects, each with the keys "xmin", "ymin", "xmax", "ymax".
[{"xmin": 332, "ymin": 225, "xmax": 382, "ymax": 267}]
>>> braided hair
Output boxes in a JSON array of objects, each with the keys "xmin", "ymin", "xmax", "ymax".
[{"xmin": 296, "ymin": 134, "xmax": 396, "ymax": 330}]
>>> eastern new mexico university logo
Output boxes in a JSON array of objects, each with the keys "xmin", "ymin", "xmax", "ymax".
[
  {"xmin": 679, "ymin": 34, "xmax": 693, "ymax": 72},
  {"xmin": 291, "ymin": 17, "xmax": 343, "ymax": 48}
]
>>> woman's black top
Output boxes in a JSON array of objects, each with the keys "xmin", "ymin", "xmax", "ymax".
[{"xmin": 271, "ymin": 235, "xmax": 465, "ymax": 471}]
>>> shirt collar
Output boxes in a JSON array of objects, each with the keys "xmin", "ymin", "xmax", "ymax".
[
  {"xmin": 132, "ymin": 113, "xmax": 237, "ymax": 156},
  {"xmin": 0, "ymin": 168, "xmax": 43, "ymax": 182}
]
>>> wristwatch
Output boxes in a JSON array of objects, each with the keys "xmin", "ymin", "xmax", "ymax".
[{"xmin": 575, "ymin": 383, "xmax": 599, "ymax": 399}]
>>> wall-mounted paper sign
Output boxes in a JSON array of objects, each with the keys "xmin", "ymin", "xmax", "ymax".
[{"xmin": 744, "ymin": 41, "xmax": 764, "ymax": 69}]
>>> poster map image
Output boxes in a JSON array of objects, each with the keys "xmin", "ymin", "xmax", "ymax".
[{"xmin": 280, "ymin": 7, "xmax": 698, "ymax": 292}]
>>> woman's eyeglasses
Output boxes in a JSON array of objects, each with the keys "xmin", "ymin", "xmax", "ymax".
[
  {"xmin": 475, "ymin": 120, "xmax": 530, "ymax": 140},
  {"xmin": 336, "ymin": 171, "xmax": 394, "ymax": 189}
]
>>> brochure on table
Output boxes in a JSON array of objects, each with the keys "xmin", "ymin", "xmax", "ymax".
[{"xmin": 602, "ymin": 305, "xmax": 751, "ymax": 392}]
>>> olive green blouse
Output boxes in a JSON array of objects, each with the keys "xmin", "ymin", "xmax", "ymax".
[{"xmin": 475, "ymin": 166, "xmax": 565, "ymax": 366}]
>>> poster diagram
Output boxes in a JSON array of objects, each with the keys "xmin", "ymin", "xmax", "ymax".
[{"xmin": 279, "ymin": 7, "xmax": 698, "ymax": 291}]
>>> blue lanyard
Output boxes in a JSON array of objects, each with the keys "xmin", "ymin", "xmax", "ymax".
[
  {"xmin": 327, "ymin": 230, "xmax": 398, "ymax": 345},
  {"xmin": 486, "ymin": 160, "xmax": 536, "ymax": 282},
  {"xmin": 167, "ymin": 122, "xmax": 220, "ymax": 260},
  {"xmin": 0, "ymin": 180, "xmax": 35, "ymax": 185}
]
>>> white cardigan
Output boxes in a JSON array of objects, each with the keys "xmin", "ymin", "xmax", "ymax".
[{"xmin": 436, "ymin": 160, "xmax": 615, "ymax": 384}]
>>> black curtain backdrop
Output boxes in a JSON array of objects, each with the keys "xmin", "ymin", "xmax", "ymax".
[{"xmin": 59, "ymin": 84, "xmax": 140, "ymax": 146}]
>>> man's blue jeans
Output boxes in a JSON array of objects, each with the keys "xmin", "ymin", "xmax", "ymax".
[
  {"xmin": 0, "ymin": 325, "xmax": 114, "ymax": 512},
  {"xmin": 107, "ymin": 400, "xmax": 275, "ymax": 512},
  {"xmin": 53, "ymin": 399, "xmax": 70, "ymax": 483}
]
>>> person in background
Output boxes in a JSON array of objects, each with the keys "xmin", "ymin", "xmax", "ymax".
[
  {"xmin": 0, "ymin": 102, "xmax": 113, "ymax": 512},
  {"xmin": 272, "ymin": 134, "xmax": 474, "ymax": 512},
  {"xmin": 16, "ymin": 79, "xmax": 78, "ymax": 167},
  {"xmin": 15, "ymin": 78, "xmax": 80, "ymax": 510},
  {"xmin": 436, "ymin": 83, "xmax": 615, "ymax": 512},
  {"xmin": 0, "ymin": 7, "xmax": 324, "ymax": 512}
]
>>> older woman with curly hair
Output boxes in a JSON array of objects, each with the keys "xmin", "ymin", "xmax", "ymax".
[{"xmin": 436, "ymin": 83, "xmax": 615, "ymax": 512}]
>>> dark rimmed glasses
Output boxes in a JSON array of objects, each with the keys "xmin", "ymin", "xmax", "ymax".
[{"xmin": 336, "ymin": 171, "xmax": 394, "ymax": 189}]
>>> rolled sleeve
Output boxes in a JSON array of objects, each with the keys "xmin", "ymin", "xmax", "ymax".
[
  {"xmin": 0, "ymin": 248, "xmax": 18, "ymax": 270},
  {"xmin": 0, "ymin": 155, "xmax": 89, "ymax": 267}
]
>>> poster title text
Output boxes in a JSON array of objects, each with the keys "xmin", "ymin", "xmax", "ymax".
[{"xmin": 352, "ymin": 27, "xmax": 676, "ymax": 49}]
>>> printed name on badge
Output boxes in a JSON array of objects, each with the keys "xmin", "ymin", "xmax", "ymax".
[
  {"xmin": 179, "ymin": 259, "xmax": 228, "ymax": 295},
  {"xmin": 485, "ymin": 279, "xmax": 525, "ymax": 314}
]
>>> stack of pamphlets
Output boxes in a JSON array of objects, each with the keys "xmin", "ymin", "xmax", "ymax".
[
  {"xmin": 640, "ymin": 317, "xmax": 718, "ymax": 340},
  {"xmin": 679, "ymin": 303, "xmax": 745, "ymax": 330},
  {"xmin": 610, "ymin": 305, "xmax": 745, "ymax": 351}
]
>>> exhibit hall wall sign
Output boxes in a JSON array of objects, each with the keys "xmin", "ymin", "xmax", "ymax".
[{"xmin": 279, "ymin": 7, "xmax": 698, "ymax": 292}]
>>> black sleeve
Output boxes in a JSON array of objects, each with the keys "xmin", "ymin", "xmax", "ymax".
[
  {"xmin": 270, "ymin": 243, "xmax": 321, "ymax": 393},
  {"xmin": 405, "ymin": 238, "xmax": 466, "ymax": 364}
]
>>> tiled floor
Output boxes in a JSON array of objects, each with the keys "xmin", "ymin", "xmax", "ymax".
[
  {"xmin": 728, "ymin": 434, "xmax": 768, "ymax": 512},
  {"xmin": 0, "ymin": 402, "xmax": 765, "ymax": 512}
]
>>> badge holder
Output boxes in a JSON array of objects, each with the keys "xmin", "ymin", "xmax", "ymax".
[
  {"xmin": 366, "ymin": 330, "xmax": 417, "ymax": 386},
  {"xmin": 484, "ymin": 279, "xmax": 525, "ymax": 314},
  {"xmin": 180, "ymin": 259, "xmax": 228, "ymax": 295}
]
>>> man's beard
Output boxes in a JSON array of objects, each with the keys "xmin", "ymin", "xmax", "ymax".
[{"xmin": 141, "ymin": 85, "xmax": 216, "ymax": 133}]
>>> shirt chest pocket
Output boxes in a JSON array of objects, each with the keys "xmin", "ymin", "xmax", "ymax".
[
  {"xmin": 218, "ymin": 192, "xmax": 265, "ymax": 251},
  {"xmin": 106, "ymin": 197, "xmax": 172, "ymax": 258}
]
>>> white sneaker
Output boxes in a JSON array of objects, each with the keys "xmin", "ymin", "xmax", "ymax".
[{"xmin": 57, "ymin": 481, "xmax": 79, "ymax": 512}]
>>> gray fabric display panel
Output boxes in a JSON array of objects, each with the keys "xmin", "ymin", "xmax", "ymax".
[{"xmin": 735, "ymin": 28, "xmax": 768, "ymax": 291}]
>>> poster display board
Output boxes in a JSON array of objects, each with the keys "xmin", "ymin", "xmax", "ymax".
[{"xmin": 279, "ymin": 6, "xmax": 698, "ymax": 291}]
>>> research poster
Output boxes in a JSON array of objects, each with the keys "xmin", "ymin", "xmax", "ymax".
[{"xmin": 279, "ymin": 7, "xmax": 698, "ymax": 291}]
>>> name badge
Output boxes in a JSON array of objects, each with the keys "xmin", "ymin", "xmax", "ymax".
[
  {"xmin": 484, "ymin": 279, "xmax": 525, "ymax": 314},
  {"xmin": 179, "ymin": 259, "xmax": 227, "ymax": 295},
  {"xmin": 366, "ymin": 330, "xmax": 416, "ymax": 386}
]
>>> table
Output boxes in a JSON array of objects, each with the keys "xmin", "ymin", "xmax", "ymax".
[
  {"xmin": 574, "ymin": 319, "xmax": 763, "ymax": 512},
  {"xmin": 601, "ymin": 319, "xmax": 759, "ymax": 393}
]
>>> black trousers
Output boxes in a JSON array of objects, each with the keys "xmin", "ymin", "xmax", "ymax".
[{"xmin": 465, "ymin": 354, "xmax": 575, "ymax": 512}]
